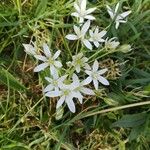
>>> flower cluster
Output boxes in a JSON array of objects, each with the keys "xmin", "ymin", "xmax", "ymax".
[{"xmin": 23, "ymin": 1, "xmax": 131, "ymax": 114}]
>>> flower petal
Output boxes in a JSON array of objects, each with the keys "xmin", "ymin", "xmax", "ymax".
[
  {"xmin": 86, "ymin": 7, "xmax": 96, "ymax": 15},
  {"xmin": 93, "ymin": 60, "xmax": 99, "ymax": 71},
  {"xmin": 53, "ymin": 50, "xmax": 61, "ymax": 59},
  {"xmin": 65, "ymin": 34, "xmax": 78, "ymax": 40},
  {"xmin": 43, "ymin": 84, "xmax": 54, "ymax": 92},
  {"xmin": 34, "ymin": 63, "xmax": 49, "ymax": 72},
  {"xmin": 82, "ymin": 76, "xmax": 92, "ymax": 85},
  {"xmin": 106, "ymin": 5, "xmax": 114, "ymax": 19},
  {"xmin": 43, "ymin": 43, "xmax": 51, "ymax": 57},
  {"xmin": 84, "ymin": 15, "xmax": 95, "ymax": 20},
  {"xmin": 115, "ymin": 2, "xmax": 120, "ymax": 13},
  {"xmin": 94, "ymin": 41, "xmax": 99, "ymax": 48},
  {"xmin": 98, "ymin": 68, "xmax": 108, "ymax": 75},
  {"xmin": 120, "ymin": 10, "xmax": 131, "ymax": 18},
  {"xmin": 81, "ymin": 20, "xmax": 90, "ymax": 35},
  {"xmin": 56, "ymin": 96, "xmax": 65, "ymax": 109},
  {"xmin": 23, "ymin": 44, "xmax": 36, "ymax": 55},
  {"xmin": 54, "ymin": 61, "xmax": 62, "ymax": 68},
  {"xmin": 45, "ymin": 90, "xmax": 61, "ymax": 97},
  {"xmin": 66, "ymin": 96, "xmax": 75, "ymax": 113},
  {"xmin": 82, "ymin": 39, "xmax": 92, "ymax": 50},
  {"xmin": 74, "ymin": 2, "xmax": 80, "ymax": 13},
  {"xmin": 71, "ymin": 12, "xmax": 79, "ymax": 17},
  {"xmin": 81, "ymin": 0, "xmax": 86, "ymax": 12},
  {"xmin": 98, "ymin": 76, "xmax": 109, "ymax": 85},
  {"xmin": 93, "ymin": 79, "xmax": 99, "ymax": 90},
  {"xmin": 45, "ymin": 77, "xmax": 52, "ymax": 83},
  {"xmin": 81, "ymin": 87, "xmax": 95, "ymax": 95},
  {"xmin": 34, "ymin": 55, "xmax": 47, "ymax": 62}
]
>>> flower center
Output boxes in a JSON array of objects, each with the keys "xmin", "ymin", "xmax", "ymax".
[
  {"xmin": 92, "ymin": 72, "xmax": 98, "ymax": 79},
  {"xmin": 48, "ymin": 57, "xmax": 54, "ymax": 64},
  {"xmin": 52, "ymin": 80, "xmax": 58, "ymax": 86}
]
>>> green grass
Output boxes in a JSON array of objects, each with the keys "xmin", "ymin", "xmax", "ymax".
[{"xmin": 0, "ymin": 0, "xmax": 150, "ymax": 149}]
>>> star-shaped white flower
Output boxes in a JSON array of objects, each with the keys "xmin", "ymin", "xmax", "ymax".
[
  {"xmin": 44, "ymin": 70, "xmax": 67, "ymax": 93},
  {"xmin": 71, "ymin": 0, "xmax": 96, "ymax": 23},
  {"xmin": 71, "ymin": 74, "xmax": 95, "ymax": 104},
  {"xmin": 85, "ymin": 60, "xmax": 109, "ymax": 90},
  {"xmin": 45, "ymin": 83, "xmax": 78, "ymax": 113},
  {"xmin": 89, "ymin": 27, "xmax": 107, "ymax": 48},
  {"xmin": 65, "ymin": 20, "xmax": 92, "ymax": 50},
  {"xmin": 67, "ymin": 53, "xmax": 90, "ymax": 73},
  {"xmin": 33, "ymin": 43, "xmax": 62, "ymax": 74},
  {"xmin": 23, "ymin": 43, "xmax": 37, "ymax": 55},
  {"xmin": 105, "ymin": 37, "xmax": 120, "ymax": 49},
  {"xmin": 106, "ymin": 3, "xmax": 131, "ymax": 29}
]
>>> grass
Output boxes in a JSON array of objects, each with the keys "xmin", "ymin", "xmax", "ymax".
[{"xmin": 0, "ymin": 0, "xmax": 150, "ymax": 149}]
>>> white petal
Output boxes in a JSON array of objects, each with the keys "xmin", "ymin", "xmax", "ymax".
[
  {"xmin": 115, "ymin": 21, "xmax": 120, "ymax": 29},
  {"xmin": 93, "ymin": 60, "xmax": 99, "ymax": 71},
  {"xmin": 50, "ymin": 65, "xmax": 56, "ymax": 75},
  {"xmin": 65, "ymin": 34, "xmax": 78, "ymax": 40},
  {"xmin": 72, "ymin": 91, "xmax": 83, "ymax": 104},
  {"xmin": 51, "ymin": 68, "xmax": 59, "ymax": 79},
  {"xmin": 54, "ymin": 61, "xmax": 62, "ymax": 68},
  {"xmin": 86, "ymin": 7, "xmax": 96, "ymax": 15},
  {"xmin": 115, "ymin": 2, "xmax": 120, "ymax": 13},
  {"xmin": 94, "ymin": 41, "xmax": 100, "ymax": 48},
  {"xmin": 74, "ymin": 2, "xmax": 80, "ymax": 13},
  {"xmin": 81, "ymin": 0, "xmax": 86, "ymax": 12},
  {"xmin": 45, "ymin": 90, "xmax": 61, "ymax": 97},
  {"xmin": 98, "ymin": 30, "xmax": 107, "ymax": 38},
  {"xmin": 89, "ymin": 30, "xmax": 94, "ymax": 37},
  {"xmin": 43, "ymin": 43, "xmax": 51, "ymax": 57},
  {"xmin": 71, "ymin": 12, "xmax": 79, "ymax": 17},
  {"xmin": 82, "ymin": 39, "xmax": 92, "ymax": 50},
  {"xmin": 93, "ymin": 79, "xmax": 99, "ymax": 90},
  {"xmin": 81, "ymin": 20, "xmax": 90, "ymax": 35},
  {"xmin": 79, "ymin": 17, "xmax": 84, "ymax": 24},
  {"xmin": 56, "ymin": 96, "xmax": 65, "ymax": 109},
  {"xmin": 53, "ymin": 50, "xmax": 61, "ymax": 59},
  {"xmin": 76, "ymin": 65, "xmax": 81, "ymax": 73},
  {"xmin": 98, "ymin": 68, "xmax": 108, "ymax": 75},
  {"xmin": 85, "ymin": 70, "xmax": 92, "ymax": 76},
  {"xmin": 23, "ymin": 44, "xmax": 36, "ymax": 55},
  {"xmin": 43, "ymin": 84, "xmax": 54, "ymax": 92},
  {"xmin": 34, "ymin": 55, "xmax": 47, "ymax": 62},
  {"xmin": 106, "ymin": 5, "xmax": 114, "ymax": 19},
  {"xmin": 98, "ymin": 76, "xmax": 109, "ymax": 85},
  {"xmin": 34, "ymin": 63, "xmax": 49, "ymax": 72},
  {"xmin": 84, "ymin": 15, "xmax": 95, "ymax": 20},
  {"xmin": 73, "ymin": 25, "xmax": 81, "ymax": 36},
  {"xmin": 120, "ymin": 11, "xmax": 131, "ymax": 18},
  {"xmin": 45, "ymin": 77, "xmax": 52, "ymax": 83},
  {"xmin": 66, "ymin": 96, "xmax": 75, "ymax": 113},
  {"xmin": 59, "ymin": 75, "xmax": 68, "ymax": 83},
  {"xmin": 81, "ymin": 87, "xmax": 95, "ymax": 95},
  {"xmin": 82, "ymin": 76, "xmax": 92, "ymax": 85}
]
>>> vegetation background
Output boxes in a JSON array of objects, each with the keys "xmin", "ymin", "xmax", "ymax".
[{"xmin": 0, "ymin": 0, "xmax": 150, "ymax": 149}]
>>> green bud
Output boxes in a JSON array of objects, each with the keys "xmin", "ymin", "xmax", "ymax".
[{"xmin": 119, "ymin": 44, "xmax": 132, "ymax": 53}]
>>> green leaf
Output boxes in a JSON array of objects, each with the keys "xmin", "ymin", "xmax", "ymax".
[
  {"xmin": 111, "ymin": 113, "xmax": 147, "ymax": 128},
  {"xmin": 0, "ymin": 68, "xmax": 26, "ymax": 91},
  {"xmin": 35, "ymin": 0, "xmax": 48, "ymax": 17}
]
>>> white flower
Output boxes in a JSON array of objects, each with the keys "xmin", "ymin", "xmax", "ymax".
[
  {"xmin": 67, "ymin": 53, "xmax": 90, "ymax": 73},
  {"xmin": 23, "ymin": 43, "xmax": 37, "ymax": 55},
  {"xmin": 105, "ymin": 37, "xmax": 120, "ymax": 49},
  {"xmin": 72, "ymin": 74, "xmax": 95, "ymax": 103},
  {"xmin": 44, "ymin": 70, "xmax": 67, "ymax": 93},
  {"xmin": 33, "ymin": 43, "xmax": 62, "ymax": 74},
  {"xmin": 85, "ymin": 60, "xmax": 109, "ymax": 90},
  {"xmin": 106, "ymin": 3, "xmax": 131, "ymax": 29},
  {"xmin": 71, "ymin": 0, "xmax": 96, "ymax": 23},
  {"xmin": 65, "ymin": 20, "xmax": 92, "ymax": 50},
  {"xmin": 89, "ymin": 27, "xmax": 107, "ymax": 48},
  {"xmin": 45, "ymin": 84, "xmax": 77, "ymax": 113}
]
